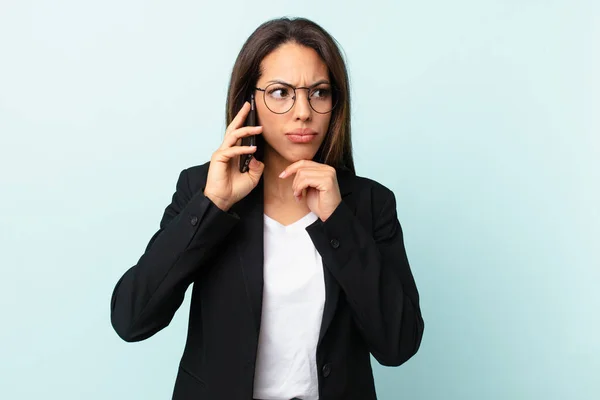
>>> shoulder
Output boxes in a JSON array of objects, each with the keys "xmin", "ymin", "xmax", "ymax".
[
  {"xmin": 353, "ymin": 174, "xmax": 393, "ymax": 196},
  {"xmin": 348, "ymin": 170, "xmax": 395, "ymax": 198},
  {"xmin": 184, "ymin": 161, "xmax": 211, "ymax": 178},
  {"xmin": 339, "ymin": 169, "xmax": 397, "ymax": 215},
  {"xmin": 175, "ymin": 162, "xmax": 211, "ymax": 195}
]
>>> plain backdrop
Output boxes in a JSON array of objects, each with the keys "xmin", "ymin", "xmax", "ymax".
[{"xmin": 1, "ymin": 1, "xmax": 598, "ymax": 399}]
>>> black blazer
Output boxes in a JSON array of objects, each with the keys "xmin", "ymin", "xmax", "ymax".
[{"xmin": 110, "ymin": 162, "xmax": 424, "ymax": 400}]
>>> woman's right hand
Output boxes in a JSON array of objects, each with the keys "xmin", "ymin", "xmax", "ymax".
[{"xmin": 203, "ymin": 101, "xmax": 264, "ymax": 211}]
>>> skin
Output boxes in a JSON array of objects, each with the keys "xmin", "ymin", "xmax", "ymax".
[
  {"xmin": 257, "ymin": 42, "xmax": 342, "ymax": 224},
  {"xmin": 204, "ymin": 42, "xmax": 343, "ymax": 224}
]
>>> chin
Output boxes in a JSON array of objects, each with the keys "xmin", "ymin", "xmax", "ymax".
[
  {"xmin": 285, "ymin": 147, "xmax": 321, "ymax": 162},
  {"xmin": 266, "ymin": 140, "xmax": 323, "ymax": 163}
]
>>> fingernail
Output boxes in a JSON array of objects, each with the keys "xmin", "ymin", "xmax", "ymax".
[{"xmin": 279, "ymin": 171, "xmax": 286, "ymax": 178}]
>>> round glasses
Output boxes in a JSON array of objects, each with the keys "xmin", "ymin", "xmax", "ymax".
[{"xmin": 255, "ymin": 82, "xmax": 338, "ymax": 114}]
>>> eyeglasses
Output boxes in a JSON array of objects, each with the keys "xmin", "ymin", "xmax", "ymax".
[{"xmin": 255, "ymin": 82, "xmax": 338, "ymax": 114}]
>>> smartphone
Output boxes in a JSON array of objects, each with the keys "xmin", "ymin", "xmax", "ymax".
[{"xmin": 239, "ymin": 94, "xmax": 257, "ymax": 173}]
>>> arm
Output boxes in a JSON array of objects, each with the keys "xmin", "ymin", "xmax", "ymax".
[
  {"xmin": 307, "ymin": 189, "xmax": 424, "ymax": 366},
  {"xmin": 110, "ymin": 168, "xmax": 240, "ymax": 342}
]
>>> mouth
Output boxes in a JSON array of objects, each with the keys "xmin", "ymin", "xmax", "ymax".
[
  {"xmin": 285, "ymin": 128, "xmax": 318, "ymax": 144},
  {"xmin": 286, "ymin": 134, "xmax": 317, "ymax": 143}
]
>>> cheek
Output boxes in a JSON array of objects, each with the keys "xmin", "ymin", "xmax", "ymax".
[
  {"xmin": 257, "ymin": 114, "xmax": 281, "ymax": 143},
  {"xmin": 257, "ymin": 105, "xmax": 280, "ymax": 132},
  {"xmin": 318, "ymin": 115, "xmax": 332, "ymax": 137}
]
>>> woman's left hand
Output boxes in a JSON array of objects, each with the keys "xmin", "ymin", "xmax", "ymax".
[{"xmin": 279, "ymin": 160, "xmax": 342, "ymax": 222}]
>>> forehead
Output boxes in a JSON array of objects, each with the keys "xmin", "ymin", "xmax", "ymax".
[{"xmin": 259, "ymin": 42, "xmax": 330, "ymax": 83}]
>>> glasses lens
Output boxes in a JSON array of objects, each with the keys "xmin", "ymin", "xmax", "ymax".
[
  {"xmin": 264, "ymin": 83, "xmax": 295, "ymax": 114},
  {"xmin": 308, "ymin": 85, "xmax": 335, "ymax": 114}
]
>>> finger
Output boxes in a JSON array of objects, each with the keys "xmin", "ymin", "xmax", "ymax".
[
  {"xmin": 291, "ymin": 168, "xmax": 322, "ymax": 191},
  {"xmin": 279, "ymin": 159, "xmax": 322, "ymax": 178},
  {"xmin": 225, "ymin": 102, "xmax": 251, "ymax": 136},
  {"xmin": 292, "ymin": 170, "xmax": 334, "ymax": 197},
  {"xmin": 293, "ymin": 176, "xmax": 315, "ymax": 198},
  {"xmin": 226, "ymin": 101, "xmax": 251, "ymax": 135},
  {"xmin": 294, "ymin": 187, "xmax": 306, "ymax": 201},
  {"xmin": 212, "ymin": 145, "xmax": 257, "ymax": 163},
  {"xmin": 291, "ymin": 169, "xmax": 315, "ymax": 199},
  {"xmin": 292, "ymin": 172, "xmax": 318, "ymax": 197},
  {"xmin": 220, "ymin": 126, "xmax": 263, "ymax": 150}
]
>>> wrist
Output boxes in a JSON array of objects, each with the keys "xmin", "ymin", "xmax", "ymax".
[{"xmin": 203, "ymin": 190, "xmax": 231, "ymax": 212}]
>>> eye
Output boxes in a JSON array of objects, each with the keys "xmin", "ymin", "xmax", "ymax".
[
  {"xmin": 311, "ymin": 87, "xmax": 332, "ymax": 100},
  {"xmin": 267, "ymin": 86, "xmax": 292, "ymax": 99}
]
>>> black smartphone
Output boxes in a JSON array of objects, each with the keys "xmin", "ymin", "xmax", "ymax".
[{"xmin": 239, "ymin": 94, "xmax": 257, "ymax": 173}]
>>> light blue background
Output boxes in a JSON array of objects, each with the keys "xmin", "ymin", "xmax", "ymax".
[{"xmin": 1, "ymin": 1, "xmax": 598, "ymax": 399}]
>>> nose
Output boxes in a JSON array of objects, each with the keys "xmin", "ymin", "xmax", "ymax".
[{"xmin": 292, "ymin": 89, "xmax": 312, "ymax": 121}]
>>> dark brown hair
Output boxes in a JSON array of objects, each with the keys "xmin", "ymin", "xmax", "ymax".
[{"xmin": 225, "ymin": 17, "xmax": 355, "ymax": 174}]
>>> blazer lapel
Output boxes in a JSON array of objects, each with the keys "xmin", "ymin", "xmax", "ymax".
[{"xmin": 232, "ymin": 176, "xmax": 265, "ymax": 336}]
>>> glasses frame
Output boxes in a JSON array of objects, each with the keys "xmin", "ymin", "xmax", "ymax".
[{"xmin": 254, "ymin": 82, "xmax": 338, "ymax": 115}]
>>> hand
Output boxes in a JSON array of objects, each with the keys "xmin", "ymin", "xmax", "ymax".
[
  {"xmin": 204, "ymin": 102, "xmax": 264, "ymax": 211},
  {"xmin": 279, "ymin": 160, "xmax": 342, "ymax": 222}
]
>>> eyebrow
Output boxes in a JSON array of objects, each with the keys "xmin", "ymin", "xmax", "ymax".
[{"xmin": 265, "ymin": 79, "xmax": 331, "ymax": 87}]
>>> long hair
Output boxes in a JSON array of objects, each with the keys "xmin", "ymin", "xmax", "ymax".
[{"xmin": 225, "ymin": 17, "xmax": 355, "ymax": 174}]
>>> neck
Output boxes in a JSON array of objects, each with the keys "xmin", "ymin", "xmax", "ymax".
[{"xmin": 262, "ymin": 146, "xmax": 305, "ymax": 206}]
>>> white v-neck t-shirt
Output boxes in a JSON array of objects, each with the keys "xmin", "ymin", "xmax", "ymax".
[{"xmin": 252, "ymin": 211, "xmax": 326, "ymax": 400}]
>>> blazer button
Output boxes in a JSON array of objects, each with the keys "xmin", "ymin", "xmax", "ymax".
[
  {"xmin": 329, "ymin": 239, "xmax": 340, "ymax": 249},
  {"xmin": 190, "ymin": 215, "xmax": 199, "ymax": 226},
  {"xmin": 322, "ymin": 363, "xmax": 332, "ymax": 377}
]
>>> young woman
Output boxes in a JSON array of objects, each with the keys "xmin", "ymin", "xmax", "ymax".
[{"xmin": 111, "ymin": 16, "xmax": 424, "ymax": 400}]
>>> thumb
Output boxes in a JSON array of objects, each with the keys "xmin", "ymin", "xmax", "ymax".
[{"xmin": 248, "ymin": 157, "xmax": 264, "ymax": 180}]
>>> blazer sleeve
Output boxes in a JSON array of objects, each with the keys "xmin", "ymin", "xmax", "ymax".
[
  {"xmin": 307, "ymin": 188, "xmax": 424, "ymax": 366},
  {"xmin": 110, "ymin": 168, "xmax": 240, "ymax": 342}
]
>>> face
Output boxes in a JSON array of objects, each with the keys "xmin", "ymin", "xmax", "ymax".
[{"xmin": 255, "ymin": 42, "xmax": 333, "ymax": 166}]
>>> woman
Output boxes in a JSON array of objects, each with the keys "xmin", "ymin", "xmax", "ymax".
[{"xmin": 111, "ymin": 17, "xmax": 424, "ymax": 400}]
